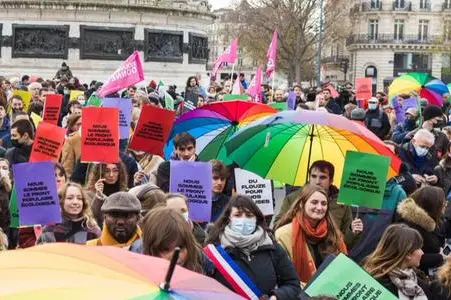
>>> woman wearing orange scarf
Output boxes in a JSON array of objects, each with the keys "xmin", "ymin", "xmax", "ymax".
[{"xmin": 275, "ymin": 184, "xmax": 348, "ymax": 283}]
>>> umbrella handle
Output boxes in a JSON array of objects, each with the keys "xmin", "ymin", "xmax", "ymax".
[{"xmin": 160, "ymin": 247, "xmax": 181, "ymax": 292}]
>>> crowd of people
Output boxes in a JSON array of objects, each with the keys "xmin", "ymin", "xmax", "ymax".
[{"xmin": 2, "ymin": 65, "xmax": 451, "ymax": 299}]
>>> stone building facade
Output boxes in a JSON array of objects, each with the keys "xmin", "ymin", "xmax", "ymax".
[
  {"xmin": 0, "ymin": 0, "xmax": 214, "ymax": 88},
  {"xmin": 346, "ymin": 0, "xmax": 451, "ymax": 93}
]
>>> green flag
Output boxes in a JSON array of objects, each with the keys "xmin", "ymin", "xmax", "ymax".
[
  {"xmin": 164, "ymin": 92, "xmax": 175, "ymax": 110},
  {"xmin": 9, "ymin": 185, "xmax": 19, "ymax": 228},
  {"xmin": 223, "ymin": 94, "xmax": 249, "ymax": 101},
  {"xmin": 86, "ymin": 94, "xmax": 103, "ymax": 107}
]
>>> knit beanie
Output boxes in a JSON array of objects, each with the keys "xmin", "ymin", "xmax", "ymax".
[{"xmin": 422, "ymin": 105, "xmax": 443, "ymax": 121}]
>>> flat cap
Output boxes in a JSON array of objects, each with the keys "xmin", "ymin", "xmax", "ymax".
[{"xmin": 101, "ymin": 192, "xmax": 142, "ymax": 213}]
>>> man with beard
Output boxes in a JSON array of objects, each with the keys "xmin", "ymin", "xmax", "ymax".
[{"xmin": 87, "ymin": 192, "xmax": 142, "ymax": 249}]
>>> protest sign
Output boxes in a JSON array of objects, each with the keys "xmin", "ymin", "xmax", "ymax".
[
  {"xmin": 42, "ymin": 94, "xmax": 62, "ymax": 125},
  {"xmin": 129, "ymin": 105, "xmax": 175, "ymax": 156},
  {"xmin": 30, "ymin": 122, "xmax": 66, "ymax": 163},
  {"xmin": 102, "ymin": 98, "xmax": 132, "ymax": 139},
  {"xmin": 223, "ymin": 94, "xmax": 249, "ymax": 101},
  {"xmin": 356, "ymin": 78, "xmax": 373, "ymax": 100},
  {"xmin": 70, "ymin": 90, "xmax": 84, "ymax": 102},
  {"xmin": 269, "ymin": 102, "xmax": 288, "ymax": 111},
  {"xmin": 86, "ymin": 94, "xmax": 103, "ymax": 107},
  {"xmin": 287, "ymin": 91, "xmax": 296, "ymax": 110},
  {"xmin": 98, "ymin": 51, "xmax": 144, "ymax": 97},
  {"xmin": 235, "ymin": 168, "xmax": 274, "ymax": 215},
  {"xmin": 337, "ymin": 151, "xmax": 390, "ymax": 209},
  {"xmin": 169, "ymin": 161, "xmax": 212, "ymax": 222},
  {"xmin": 81, "ymin": 107, "xmax": 119, "ymax": 163},
  {"xmin": 9, "ymin": 185, "xmax": 19, "ymax": 228},
  {"xmin": 30, "ymin": 112, "xmax": 42, "ymax": 126},
  {"xmin": 305, "ymin": 253, "xmax": 396, "ymax": 299},
  {"xmin": 12, "ymin": 161, "xmax": 61, "ymax": 226},
  {"xmin": 392, "ymin": 97, "xmax": 418, "ymax": 123},
  {"xmin": 12, "ymin": 90, "xmax": 32, "ymax": 111}
]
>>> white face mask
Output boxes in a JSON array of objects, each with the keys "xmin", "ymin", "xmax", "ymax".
[
  {"xmin": 0, "ymin": 169, "xmax": 9, "ymax": 178},
  {"xmin": 230, "ymin": 217, "xmax": 257, "ymax": 235},
  {"xmin": 414, "ymin": 145, "xmax": 429, "ymax": 157},
  {"xmin": 368, "ymin": 103, "xmax": 378, "ymax": 110}
]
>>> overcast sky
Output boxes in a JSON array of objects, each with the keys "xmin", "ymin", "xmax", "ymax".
[{"xmin": 210, "ymin": 0, "xmax": 235, "ymax": 9}]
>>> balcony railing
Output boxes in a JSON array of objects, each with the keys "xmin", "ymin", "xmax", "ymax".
[
  {"xmin": 346, "ymin": 34, "xmax": 444, "ymax": 46},
  {"xmin": 362, "ymin": 1, "xmax": 383, "ymax": 11},
  {"xmin": 392, "ymin": 1, "xmax": 412, "ymax": 11},
  {"xmin": 321, "ymin": 56, "xmax": 349, "ymax": 64}
]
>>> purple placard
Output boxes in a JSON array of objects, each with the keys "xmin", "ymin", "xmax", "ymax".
[
  {"xmin": 169, "ymin": 160, "xmax": 212, "ymax": 222},
  {"xmin": 288, "ymin": 91, "xmax": 296, "ymax": 110},
  {"xmin": 12, "ymin": 161, "xmax": 61, "ymax": 226},
  {"xmin": 102, "ymin": 97, "xmax": 132, "ymax": 139},
  {"xmin": 393, "ymin": 97, "xmax": 418, "ymax": 123}
]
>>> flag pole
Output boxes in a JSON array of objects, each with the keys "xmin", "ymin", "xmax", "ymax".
[
  {"xmin": 230, "ymin": 63, "xmax": 236, "ymax": 84},
  {"xmin": 271, "ymin": 72, "xmax": 275, "ymax": 96}
]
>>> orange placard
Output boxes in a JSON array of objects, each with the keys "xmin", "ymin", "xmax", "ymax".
[
  {"xmin": 129, "ymin": 105, "xmax": 176, "ymax": 156},
  {"xmin": 43, "ymin": 94, "xmax": 63, "ymax": 125},
  {"xmin": 81, "ymin": 107, "xmax": 119, "ymax": 163},
  {"xmin": 356, "ymin": 78, "xmax": 373, "ymax": 100},
  {"xmin": 29, "ymin": 122, "xmax": 66, "ymax": 162}
]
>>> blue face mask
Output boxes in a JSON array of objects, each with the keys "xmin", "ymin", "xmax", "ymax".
[
  {"xmin": 414, "ymin": 145, "xmax": 429, "ymax": 157},
  {"xmin": 230, "ymin": 217, "xmax": 257, "ymax": 235},
  {"xmin": 368, "ymin": 103, "xmax": 378, "ymax": 110}
]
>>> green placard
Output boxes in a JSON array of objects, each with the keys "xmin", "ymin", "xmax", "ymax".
[
  {"xmin": 86, "ymin": 94, "xmax": 103, "ymax": 107},
  {"xmin": 269, "ymin": 102, "xmax": 288, "ymax": 111},
  {"xmin": 223, "ymin": 94, "xmax": 249, "ymax": 101},
  {"xmin": 305, "ymin": 254, "xmax": 397, "ymax": 299},
  {"xmin": 9, "ymin": 185, "xmax": 19, "ymax": 228},
  {"xmin": 337, "ymin": 151, "xmax": 390, "ymax": 209}
]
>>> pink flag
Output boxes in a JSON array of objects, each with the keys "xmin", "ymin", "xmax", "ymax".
[
  {"xmin": 324, "ymin": 84, "xmax": 339, "ymax": 98},
  {"xmin": 223, "ymin": 38, "xmax": 238, "ymax": 63},
  {"xmin": 247, "ymin": 67, "xmax": 263, "ymax": 102},
  {"xmin": 232, "ymin": 78, "xmax": 242, "ymax": 94},
  {"xmin": 266, "ymin": 30, "xmax": 278, "ymax": 77},
  {"xmin": 98, "ymin": 51, "xmax": 144, "ymax": 97},
  {"xmin": 211, "ymin": 39, "xmax": 238, "ymax": 78}
]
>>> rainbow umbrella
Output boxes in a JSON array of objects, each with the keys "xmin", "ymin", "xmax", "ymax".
[
  {"xmin": 388, "ymin": 72, "xmax": 448, "ymax": 106},
  {"xmin": 164, "ymin": 101, "xmax": 277, "ymax": 164},
  {"xmin": 225, "ymin": 110, "xmax": 401, "ymax": 187},
  {"xmin": 0, "ymin": 243, "xmax": 243, "ymax": 300}
]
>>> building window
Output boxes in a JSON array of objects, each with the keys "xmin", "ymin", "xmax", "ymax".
[
  {"xmin": 394, "ymin": 53, "xmax": 432, "ymax": 76},
  {"xmin": 369, "ymin": 20, "xmax": 379, "ymax": 40},
  {"xmin": 371, "ymin": 0, "xmax": 381, "ymax": 8},
  {"xmin": 445, "ymin": 0, "xmax": 451, "ymax": 9},
  {"xmin": 418, "ymin": 20, "xmax": 429, "ymax": 41},
  {"xmin": 394, "ymin": 0, "xmax": 405, "ymax": 8},
  {"xmin": 394, "ymin": 20, "xmax": 404, "ymax": 41},
  {"xmin": 419, "ymin": 0, "xmax": 430, "ymax": 9}
]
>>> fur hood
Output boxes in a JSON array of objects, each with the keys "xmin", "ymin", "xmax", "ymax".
[
  {"xmin": 439, "ymin": 158, "xmax": 451, "ymax": 170},
  {"xmin": 397, "ymin": 198, "xmax": 436, "ymax": 232}
]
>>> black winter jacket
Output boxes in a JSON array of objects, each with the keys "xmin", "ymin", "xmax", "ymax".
[
  {"xmin": 396, "ymin": 198, "xmax": 451, "ymax": 274},
  {"xmin": 211, "ymin": 243, "xmax": 301, "ymax": 299}
]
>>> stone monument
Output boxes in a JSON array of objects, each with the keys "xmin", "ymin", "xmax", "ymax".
[{"xmin": 0, "ymin": 0, "xmax": 214, "ymax": 87}]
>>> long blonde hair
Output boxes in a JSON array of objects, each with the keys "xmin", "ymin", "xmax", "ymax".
[
  {"xmin": 58, "ymin": 182, "xmax": 98, "ymax": 230},
  {"xmin": 275, "ymin": 184, "xmax": 344, "ymax": 255},
  {"xmin": 364, "ymin": 224, "xmax": 423, "ymax": 279}
]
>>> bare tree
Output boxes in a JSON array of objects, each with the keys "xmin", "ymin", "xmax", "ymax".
[{"xmin": 218, "ymin": 0, "xmax": 343, "ymax": 85}]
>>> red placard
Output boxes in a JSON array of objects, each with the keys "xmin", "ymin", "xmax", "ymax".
[
  {"xmin": 29, "ymin": 122, "xmax": 66, "ymax": 162},
  {"xmin": 356, "ymin": 78, "xmax": 373, "ymax": 101},
  {"xmin": 81, "ymin": 107, "xmax": 119, "ymax": 163},
  {"xmin": 129, "ymin": 105, "xmax": 176, "ymax": 156},
  {"xmin": 42, "ymin": 94, "xmax": 63, "ymax": 125}
]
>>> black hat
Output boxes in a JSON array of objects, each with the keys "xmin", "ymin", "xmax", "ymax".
[
  {"xmin": 62, "ymin": 62, "xmax": 67, "ymax": 67},
  {"xmin": 423, "ymin": 104, "xmax": 443, "ymax": 121}
]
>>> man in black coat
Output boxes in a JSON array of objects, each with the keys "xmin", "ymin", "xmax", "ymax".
[
  {"xmin": 5, "ymin": 119, "xmax": 34, "ymax": 166},
  {"xmin": 364, "ymin": 97, "xmax": 391, "ymax": 140},
  {"xmin": 322, "ymin": 88, "xmax": 341, "ymax": 115}
]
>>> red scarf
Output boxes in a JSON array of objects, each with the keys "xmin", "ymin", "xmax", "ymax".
[{"xmin": 292, "ymin": 213, "xmax": 347, "ymax": 282}]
